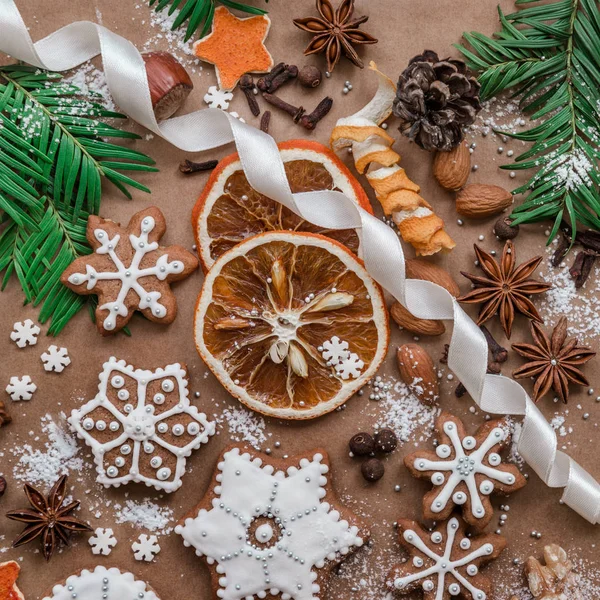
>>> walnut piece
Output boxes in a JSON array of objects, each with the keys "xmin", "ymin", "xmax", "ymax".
[{"xmin": 525, "ymin": 544, "xmax": 582, "ymax": 600}]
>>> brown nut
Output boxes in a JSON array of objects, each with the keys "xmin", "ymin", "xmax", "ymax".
[
  {"xmin": 433, "ymin": 143, "xmax": 471, "ymax": 191},
  {"xmin": 142, "ymin": 51, "xmax": 194, "ymax": 121},
  {"xmin": 390, "ymin": 302, "xmax": 445, "ymax": 336},
  {"xmin": 493, "ymin": 216, "xmax": 520, "ymax": 240},
  {"xmin": 406, "ymin": 258, "xmax": 460, "ymax": 297},
  {"xmin": 456, "ymin": 184, "xmax": 513, "ymax": 219},
  {"xmin": 396, "ymin": 344, "xmax": 439, "ymax": 405}
]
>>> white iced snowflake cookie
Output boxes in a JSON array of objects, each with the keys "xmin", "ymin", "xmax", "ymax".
[
  {"xmin": 387, "ymin": 516, "xmax": 506, "ymax": 600},
  {"xmin": 69, "ymin": 357, "xmax": 215, "ymax": 492},
  {"xmin": 89, "ymin": 528, "xmax": 117, "ymax": 556},
  {"xmin": 42, "ymin": 566, "xmax": 161, "ymax": 600},
  {"xmin": 176, "ymin": 445, "xmax": 369, "ymax": 600},
  {"xmin": 132, "ymin": 534, "xmax": 161, "ymax": 562},
  {"xmin": 41, "ymin": 345, "xmax": 71, "ymax": 373},
  {"xmin": 61, "ymin": 207, "xmax": 198, "ymax": 335},
  {"xmin": 405, "ymin": 412, "xmax": 527, "ymax": 530},
  {"xmin": 6, "ymin": 376, "xmax": 37, "ymax": 401},
  {"xmin": 10, "ymin": 318, "xmax": 40, "ymax": 348}
]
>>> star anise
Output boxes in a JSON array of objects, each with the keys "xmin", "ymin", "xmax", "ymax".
[
  {"xmin": 6, "ymin": 475, "xmax": 92, "ymax": 560},
  {"xmin": 512, "ymin": 317, "xmax": 595, "ymax": 403},
  {"xmin": 458, "ymin": 240, "xmax": 551, "ymax": 338},
  {"xmin": 293, "ymin": 0, "xmax": 378, "ymax": 73}
]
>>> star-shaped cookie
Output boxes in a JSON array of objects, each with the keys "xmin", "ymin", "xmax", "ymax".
[
  {"xmin": 404, "ymin": 412, "xmax": 526, "ymax": 530},
  {"xmin": 193, "ymin": 6, "xmax": 274, "ymax": 90},
  {"xmin": 61, "ymin": 206, "xmax": 198, "ymax": 335},
  {"xmin": 176, "ymin": 445, "xmax": 368, "ymax": 600},
  {"xmin": 0, "ymin": 561, "xmax": 24, "ymax": 600},
  {"xmin": 387, "ymin": 516, "xmax": 506, "ymax": 600}
]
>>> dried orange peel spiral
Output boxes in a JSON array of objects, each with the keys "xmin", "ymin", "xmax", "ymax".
[{"xmin": 330, "ymin": 62, "xmax": 455, "ymax": 256}]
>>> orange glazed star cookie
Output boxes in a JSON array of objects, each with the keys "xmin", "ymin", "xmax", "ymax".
[
  {"xmin": 193, "ymin": 6, "xmax": 274, "ymax": 90},
  {"xmin": 0, "ymin": 561, "xmax": 24, "ymax": 600}
]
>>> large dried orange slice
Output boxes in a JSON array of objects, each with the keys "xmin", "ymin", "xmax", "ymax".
[
  {"xmin": 194, "ymin": 231, "xmax": 389, "ymax": 420},
  {"xmin": 192, "ymin": 139, "xmax": 373, "ymax": 271}
]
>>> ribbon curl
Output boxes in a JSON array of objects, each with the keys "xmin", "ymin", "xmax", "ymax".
[{"xmin": 1, "ymin": 0, "xmax": 598, "ymax": 524}]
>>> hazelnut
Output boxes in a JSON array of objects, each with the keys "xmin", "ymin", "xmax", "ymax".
[
  {"xmin": 361, "ymin": 458, "xmax": 385, "ymax": 482},
  {"xmin": 349, "ymin": 432, "xmax": 375, "ymax": 456},
  {"xmin": 298, "ymin": 65, "xmax": 322, "ymax": 88},
  {"xmin": 374, "ymin": 429, "xmax": 398, "ymax": 453},
  {"xmin": 142, "ymin": 51, "xmax": 193, "ymax": 121}
]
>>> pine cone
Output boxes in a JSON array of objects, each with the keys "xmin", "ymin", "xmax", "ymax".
[
  {"xmin": 393, "ymin": 49, "xmax": 481, "ymax": 151},
  {"xmin": 524, "ymin": 544, "xmax": 582, "ymax": 599}
]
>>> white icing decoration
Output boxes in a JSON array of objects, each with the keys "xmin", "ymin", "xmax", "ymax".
[
  {"xmin": 10, "ymin": 318, "xmax": 40, "ymax": 348},
  {"xmin": 40, "ymin": 345, "xmax": 71, "ymax": 373},
  {"xmin": 5, "ymin": 375, "xmax": 37, "ymax": 401},
  {"xmin": 176, "ymin": 447, "xmax": 363, "ymax": 600},
  {"xmin": 414, "ymin": 421, "xmax": 515, "ymax": 519},
  {"xmin": 132, "ymin": 534, "xmax": 161, "ymax": 562},
  {"xmin": 67, "ymin": 218, "xmax": 185, "ymax": 331},
  {"xmin": 89, "ymin": 528, "xmax": 118, "ymax": 556},
  {"xmin": 41, "ymin": 566, "xmax": 160, "ymax": 600},
  {"xmin": 68, "ymin": 357, "xmax": 215, "ymax": 492},
  {"xmin": 394, "ymin": 518, "xmax": 496, "ymax": 600}
]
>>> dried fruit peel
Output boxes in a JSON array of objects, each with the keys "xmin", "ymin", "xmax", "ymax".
[
  {"xmin": 193, "ymin": 7, "xmax": 274, "ymax": 91},
  {"xmin": 0, "ymin": 561, "xmax": 24, "ymax": 600},
  {"xmin": 330, "ymin": 62, "xmax": 455, "ymax": 256}
]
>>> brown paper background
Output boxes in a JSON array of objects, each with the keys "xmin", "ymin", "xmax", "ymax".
[{"xmin": 0, "ymin": 1, "xmax": 598, "ymax": 599}]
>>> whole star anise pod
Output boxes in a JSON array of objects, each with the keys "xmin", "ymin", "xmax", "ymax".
[
  {"xmin": 512, "ymin": 317, "xmax": 595, "ymax": 403},
  {"xmin": 293, "ymin": 0, "xmax": 378, "ymax": 73},
  {"xmin": 458, "ymin": 240, "xmax": 551, "ymax": 339},
  {"xmin": 6, "ymin": 475, "xmax": 92, "ymax": 560}
]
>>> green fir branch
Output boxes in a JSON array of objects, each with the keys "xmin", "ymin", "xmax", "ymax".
[
  {"xmin": 0, "ymin": 65, "xmax": 158, "ymax": 334},
  {"xmin": 456, "ymin": 0, "xmax": 600, "ymax": 245},
  {"xmin": 149, "ymin": 0, "xmax": 269, "ymax": 42}
]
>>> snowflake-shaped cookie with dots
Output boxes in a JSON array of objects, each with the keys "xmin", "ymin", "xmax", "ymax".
[
  {"xmin": 203, "ymin": 85, "xmax": 233, "ymax": 109},
  {"xmin": 387, "ymin": 516, "xmax": 505, "ymax": 600},
  {"xmin": 176, "ymin": 445, "xmax": 369, "ymax": 600},
  {"xmin": 10, "ymin": 318, "xmax": 40, "ymax": 348},
  {"xmin": 405, "ymin": 412, "xmax": 526, "ymax": 530},
  {"xmin": 61, "ymin": 207, "xmax": 198, "ymax": 335},
  {"xmin": 68, "ymin": 357, "xmax": 215, "ymax": 492},
  {"xmin": 89, "ymin": 527, "xmax": 118, "ymax": 555}
]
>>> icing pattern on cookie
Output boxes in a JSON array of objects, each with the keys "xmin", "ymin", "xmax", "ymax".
[
  {"xmin": 405, "ymin": 413, "xmax": 526, "ymax": 528},
  {"xmin": 390, "ymin": 517, "xmax": 505, "ymax": 600},
  {"xmin": 69, "ymin": 357, "xmax": 215, "ymax": 492},
  {"xmin": 42, "ymin": 566, "xmax": 160, "ymax": 600},
  {"xmin": 67, "ymin": 216, "xmax": 184, "ymax": 331},
  {"xmin": 176, "ymin": 447, "xmax": 364, "ymax": 600}
]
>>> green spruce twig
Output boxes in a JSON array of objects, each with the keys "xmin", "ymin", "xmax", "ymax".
[
  {"xmin": 456, "ymin": 0, "xmax": 600, "ymax": 245},
  {"xmin": 0, "ymin": 65, "xmax": 158, "ymax": 334},
  {"xmin": 149, "ymin": 0, "xmax": 269, "ymax": 42}
]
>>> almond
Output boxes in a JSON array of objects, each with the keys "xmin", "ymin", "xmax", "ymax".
[
  {"xmin": 456, "ymin": 184, "xmax": 513, "ymax": 219},
  {"xmin": 405, "ymin": 258, "xmax": 460, "ymax": 297},
  {"xmin": 390, "ymin": 302, "xmax": 445, "ymax": 336},
  {"xmin": 433, "ymin": 143, "xmax": 471, "ymax": 191},
  {"xmin": 396, "ymin": 344, "xmax": 439, "ymax": 405}
]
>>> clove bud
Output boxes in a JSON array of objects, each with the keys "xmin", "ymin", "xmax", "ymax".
[
  {"xmin": 260, "ymin": 110, "xmax": 271, "ymax": 134},
  {"xmin": 262, "ymin": 92, "xmax": 305, "ymax": 123},
  {"xmin": 299, "ymin": 97, "xmax": 333, "ymax": 130},
  {"xmin": 179, "ymin": 159, "xmax": 219, "ymax": 174},
  {"xmin": 239, "ymin": 74, "xmax": 260, "ymax": 117},
  {"xmin": 569, "ymin": 250, "xmax": 597, "ymax": 288},
  {"xmin": 257, "ymin": 63, "xmax": 298, "ymax": 93}
]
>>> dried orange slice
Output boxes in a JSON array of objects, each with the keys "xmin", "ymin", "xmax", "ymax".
[
  {"xmin": 192, "ymin": 139, "xmax": 373, "ymax": 271},
  {"xmin": 194, "ymin": 231, "xmax": 389, "ymax": 420}
]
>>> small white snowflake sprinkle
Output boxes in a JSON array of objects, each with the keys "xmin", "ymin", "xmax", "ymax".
[
  {"xmin": 335, "ymin": 353, "xmax": 365, "ymax": 380},
  {"xmin": 40, "ymin": 345, "xmax": 71, "ymax": 373},
  {"xmin": 89, "ymin": 527, "xmax": 118, "ymax": 555},
  {"xmin": 322, "ymin": 336, "xmax": 350, "ymax": 365},
  {"xmin": 132, "ymin": 533, "xmax": 161, "ymax": 562},
  {"xmin": 10, "ymin": 319, "xmax": 40, "ymax": 348},
  {"xmin": 203, "ymin": 85, "xmax": 233, "ymax": 110},
  {"xmin": 6, "ymin": 375, "xmax": 37, "ymax": 401}
]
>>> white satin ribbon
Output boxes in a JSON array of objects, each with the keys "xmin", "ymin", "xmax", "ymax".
[{"xmin": 1, "ymin": 0, "xmax": 598, "ymax": 524}]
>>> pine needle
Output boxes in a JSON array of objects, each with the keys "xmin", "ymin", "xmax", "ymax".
[
  {"xmin": 456, "ymin": 0, "xmax": 600, "ymax": 246},
  {"xmin": 149, "ymin": 0, "xmax": 269, "ymax": 42},
  {"xmin": 0, "ymin": 65, "xmax": 158, "ymax": 334}
]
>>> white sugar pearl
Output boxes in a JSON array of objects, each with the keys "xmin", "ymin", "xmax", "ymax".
[
  {"xmin": 153, "ymin": 393, "xmax": 165, "ymax": 405},
  {"xmin": 117, "ymin": 389, "xmax": 129, "ymax": 401},
  {"xmin": 95, "ymin": 420, "xmax": 106, "ymax": 431},
  {"xmin": 150, "ymin": 456, "xmax": 163, "ymax": 469},
  {"xmin": 83, "ymin": 418, "xmax": 95, "ymax": 431},
  {"xmin": 111, "ymin": 375, "xmax": 124, "ymax": 388},
  {"xmin": 172, "ymin": 424, "xmax": 185, "ymax": 436},
  {"xmin": 157, "ymin": 423, "xmax": 168, "ymax": 434},
  {"xmin": 188, "ymin": 422, "xmax": 200, "ymax": 435},
  {"xmin": 157, "ymin": 467, "xmax": 171, "ymax": 481},
  {"xmin": 161, "ymin": 379, "xmax": 175, "ymax": 393}
]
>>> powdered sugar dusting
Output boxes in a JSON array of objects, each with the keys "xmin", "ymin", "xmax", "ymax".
[
  {"xmin": 114, "ymin": 499, "xmax": 173, "ymax": 535},
  {"xmin": 216, "ymin": 406, "xmax": 270, "ymax": 449},
  {"xmin": 10, "ymin": 413, "xmax": 86, "ymax": 486},
  {"xmin": 64, "ymin": 62, "xmax": 115, "ymax": 111}
]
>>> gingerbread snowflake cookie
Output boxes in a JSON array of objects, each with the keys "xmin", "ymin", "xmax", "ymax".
[
  {"xmin": 387, "ymin": 516, "xmax": 506, "ymax": 600},
  {"xmin": 61, "ymin": 207, "xmax": 198, "ymax": 335},
  {"xmin": 176, "ymin": 445, "xmax": 369, "ymax": 600},
  {"xmin": 69, "ymin": 357, "xmax": 215, "ymax": 492},
  {"xmin": 42, "ymin": 566, "xmax": 161, "ymax": 600},
  {"xmin": 405, "ymin": 412, "xmax": 526, "ymax": 530}
]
